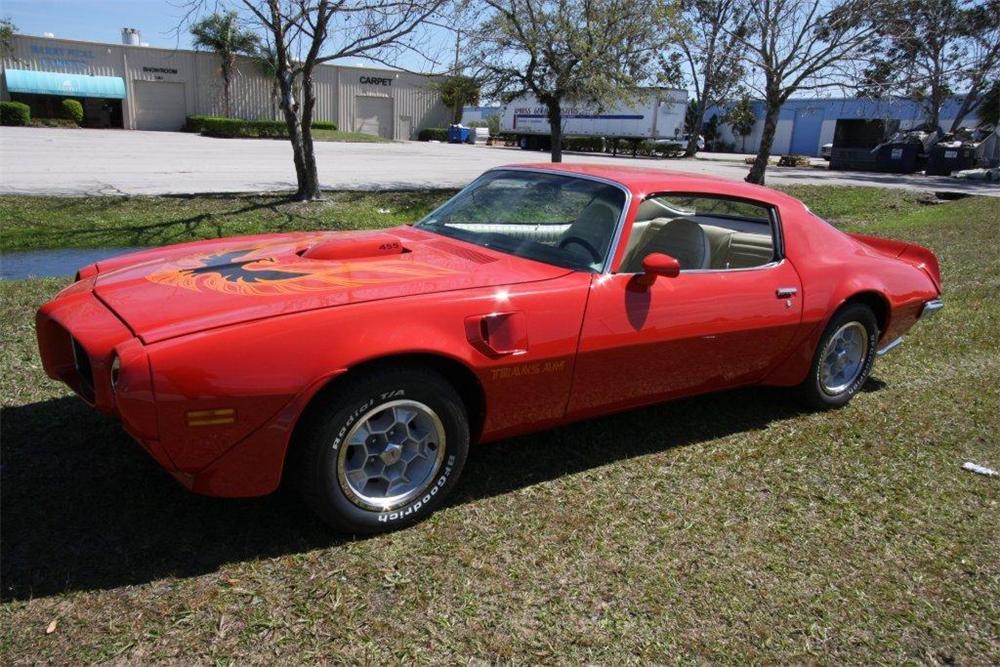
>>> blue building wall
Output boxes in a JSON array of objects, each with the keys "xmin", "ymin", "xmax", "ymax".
[{"xmin": 707, "ymin": 97, "xmax": 979, "ymax": 156}]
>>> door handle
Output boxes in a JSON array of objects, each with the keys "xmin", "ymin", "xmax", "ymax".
[{"xmin": 776, "ymin": 287, "xmax": 798, "ymax": 298}]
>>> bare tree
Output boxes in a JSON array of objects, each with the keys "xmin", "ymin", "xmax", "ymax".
[
  {"xmin": 733, "ymin": 0, "xmax": 883, "ymax": 184},
  {"xmin": 863, "ymin": 0, "xmax": 999, "ymax": 132},
  {"xmin": 665, "ymin": 0, "xmax": 748, "ymax": 157},
  {"xmin": 944, "ymin": 0, "xmax": 1000, "ymax": 130},
  {"xmin": 225, "ymin": 0, "xmax": 445, "ymax": 200},
  {"xmin": 473, "ymin": 0, "xmax": 671, "ymax": 163}
]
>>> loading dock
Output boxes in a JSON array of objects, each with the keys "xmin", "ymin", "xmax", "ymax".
[
  {"xmin": 132, "ymin": 80, "xmax": 186, "ymax": 131},
  {"xmin": 354, "ymin": 96, "xmax": 394, "ymax": 139}
]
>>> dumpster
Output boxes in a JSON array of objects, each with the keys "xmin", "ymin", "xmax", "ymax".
[
  {"xmin": 875, "ymin": 142, "xmax": 921, "ymax": 173},
  {"xmin": 447, "ymin": 125, "xmax": 472, "ymax": 143},
  {"xmin": 926, "ymin": 143, "xmax": 976, "ymax": 175}
]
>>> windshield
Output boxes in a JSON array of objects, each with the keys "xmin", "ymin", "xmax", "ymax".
[{"xmin": 415, "ymin": 170, "xmax": 627, "ymax": 272}]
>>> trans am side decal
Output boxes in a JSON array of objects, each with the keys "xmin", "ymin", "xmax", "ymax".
[{"xmin": 146, "ymin": 247, "xmax": 457, "ymax": 296}]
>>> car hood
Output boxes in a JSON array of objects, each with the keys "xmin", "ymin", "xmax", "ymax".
[{"xmin": 91, "ymin": 226, "xmax": 569, "ymax": 343}]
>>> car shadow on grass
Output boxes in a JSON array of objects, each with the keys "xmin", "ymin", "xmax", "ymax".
[{"xmin": 0, "ymin": 382, "xmax": 853, "ymax": 601}]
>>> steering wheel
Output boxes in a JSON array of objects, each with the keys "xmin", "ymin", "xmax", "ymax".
[{"xmin": 557, "ymin": 235, "xmax": 601, "ymax": 263}]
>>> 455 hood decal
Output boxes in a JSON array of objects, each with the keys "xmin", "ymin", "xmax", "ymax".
[{"xmin": 145, "ymin": 246, "xmax": 457, "ymax": 297}]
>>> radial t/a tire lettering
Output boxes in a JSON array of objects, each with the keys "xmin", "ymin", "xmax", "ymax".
[{"xmin": 293, "ymin": 367, "xmax": 469, "ymax": 534}]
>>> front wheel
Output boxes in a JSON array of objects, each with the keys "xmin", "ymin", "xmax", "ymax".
[
  {"xmin": 294, "ymin": 367, "xmax": 469, "ymax": 533},
  {"xmin": 798, "ymin": 303, "xmax": 879, "ymax": 409}
]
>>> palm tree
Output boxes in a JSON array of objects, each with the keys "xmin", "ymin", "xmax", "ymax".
[
  {"xmin": 190, "ymin": 11, "xmax": 260, "ymax": 118},
  {"xmin": 254, "ymin": 44, "xmax": 280, "ymax": 121}
]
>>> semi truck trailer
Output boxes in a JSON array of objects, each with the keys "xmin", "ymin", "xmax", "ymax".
[{"xmin": 499, "ymin": 89, "xmax": 689, "ymax": 150}]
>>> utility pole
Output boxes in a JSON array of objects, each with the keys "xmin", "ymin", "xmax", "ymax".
[{"xmin": 453, "ymin": 29, "xmax": 462, "ymax": 123}]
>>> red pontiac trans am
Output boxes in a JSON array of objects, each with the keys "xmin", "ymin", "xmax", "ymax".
[{"xmin": 37, "ymin": 165, "xmax": 943, "ymax": 533}]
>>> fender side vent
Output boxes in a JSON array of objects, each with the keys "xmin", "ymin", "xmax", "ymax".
[
  {"xmin": 71, "ymin": 336, "xmax": 96, "ymax": 402},
  {"xmin": 429, "ymin": 240, "xmax": 498, "ymax": 264}
]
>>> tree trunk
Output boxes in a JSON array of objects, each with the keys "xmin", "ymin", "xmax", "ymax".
[
  {"xmin": 298, "ymin": 70, "xmax": 321, "ymax": 200},
  {"xmin": 928, "ymin": 57, "xmax": 944, "ymax": 131},
  {"xmin": 223, "ymin": 55, "xmax": 233, "ymax": 118},
  {"xmin": 746, "ymin": 100, "xmax": 779, "ymax": 185},
  {"xmin": 547, "ymin": 99, "xmax": 563, "ymax": 163},
  {"xmin": 223, "ymin": 72, "xmax": 232, "ymax": 118},
  {"xmin": 949, "ymin": 77, "xmax": 984, "ymax": 132},
  {"xmin": 685, "ymin": 96, "xmax": 707, "ymax": 157},
  {"xmin": 277, "ymin": 70, "xmax": 309, "ymax": 197}
]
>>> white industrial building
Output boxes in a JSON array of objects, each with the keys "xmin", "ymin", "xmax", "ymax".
[{"xmin": 1, "ymin": 32, "xmax": 450, "ymax": 138}]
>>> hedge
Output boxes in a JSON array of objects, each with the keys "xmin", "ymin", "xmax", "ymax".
[
  {"xmin": 418, "ymin": 127, "xmax": 449, "ymax": 142},
  {"xmin": 1, "ymin": 101, "xmax": 31, "ymax": 126},
  {"xmin": 562, "ymin": 136, "xmax": 605, "ymax": 152},
  {"xmin": 185, "ymin": 115, "xmax": 337, "ymax": 137},
  {"xmin": 61, "ymin": 99, "xmax": 84, "ymax": 125},
  {"xmin": 30, "ymin": 118, "xmax": 79, "ymax": 128}
]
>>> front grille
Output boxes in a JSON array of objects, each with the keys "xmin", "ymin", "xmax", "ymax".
[{"xmin": 71, "ymin": 336, "xmax": 95, "ymax": 399}]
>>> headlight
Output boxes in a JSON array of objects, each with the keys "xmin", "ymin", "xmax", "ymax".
[{"xmin": 110, "ymin": 354, "xmax": 121, "ymax": 392}]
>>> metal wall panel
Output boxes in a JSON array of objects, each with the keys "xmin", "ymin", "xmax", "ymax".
[
  {"xmin": 337, "ymin": 67, "xmax": 449, "ymax": 140},
  {"xmin": 3, "ymin": 35, "xmax": 447, "ymax": 136}
]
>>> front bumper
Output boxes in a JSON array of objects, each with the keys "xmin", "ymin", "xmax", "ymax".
[{"xmin": 877, "ymin": 298, "xmax": 943, "ymax": 356}]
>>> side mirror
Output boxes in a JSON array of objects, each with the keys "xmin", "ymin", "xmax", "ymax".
[{"xmin": 641, "ymin": 252, "xmax": 680, "ymax": 281}]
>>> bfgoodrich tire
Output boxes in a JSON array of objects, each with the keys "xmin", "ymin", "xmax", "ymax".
[
  {"xmin": 294, "ymin": 367, "xmax": 469, "ymax": 534},
  {"xmin": 798, "ymin": 303, "xmax": 879, "ymax": 410}
]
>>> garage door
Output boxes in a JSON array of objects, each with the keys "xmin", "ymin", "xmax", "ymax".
[
  {"xmin": 355, "ymin": 96, "xmax": 394, "ymax": 139},
  {"xmin": 133, "ymin": 81, "xmax": 187, "ymax": 131}
]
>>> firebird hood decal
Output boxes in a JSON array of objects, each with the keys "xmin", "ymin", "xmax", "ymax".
[
  {"xmin": 146, "ymin": 246, "xmax": 457, "ymax": 297},
  {"xmin": 90, "ymin": 228, "xmax": 572, "ymax": 343}
]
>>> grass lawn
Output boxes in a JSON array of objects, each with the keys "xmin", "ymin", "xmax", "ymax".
[
  {"xmin": 0, "ymin": 185, "xmax": 945, "ymax": 252},
  {"xmin": 1, "ymin": 188, "xmax": 998, "ymax": 663},
  {"xmin": 0, "ymin": 190, "xmax": 453, "ymax": 251},
  {"xmin": 310, "ymin": 129, "xmax": 391, "ymax": 142}
]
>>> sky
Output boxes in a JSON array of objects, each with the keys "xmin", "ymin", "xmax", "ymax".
[{"xmin": 1, "ymin": 0, "xmax": 454, "ymax": 72}]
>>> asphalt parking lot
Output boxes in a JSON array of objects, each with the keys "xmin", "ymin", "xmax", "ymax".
[{"xmin": 1, "ymin": 126, "xmax": 997, "ymax": 196}]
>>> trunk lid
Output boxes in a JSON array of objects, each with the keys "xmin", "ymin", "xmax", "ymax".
[{"xmin": 849, "ymin": 232, "xmax": 942, "ymax": 292}]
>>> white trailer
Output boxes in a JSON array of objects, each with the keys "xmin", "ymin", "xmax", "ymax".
[{"xmin": 499, "ymin": 89, "xmax": 688, "ymax": 150}]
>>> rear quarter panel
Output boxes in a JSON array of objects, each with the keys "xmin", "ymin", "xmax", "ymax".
[{"xmin": 764, "ymin": 204, "xmax": 939, "ymax": 386}]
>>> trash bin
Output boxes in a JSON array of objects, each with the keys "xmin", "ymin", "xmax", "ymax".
[
  {"xmin": 926, "ymin": 144, "xmax": 976, "ymax": 176},
  {"xmin": 447, "ymin": 125, "xmax": 472, "ymax": 144},
  {"xmin": 875, "ymin": 142, "xmax": 921, "ymax": 173}
]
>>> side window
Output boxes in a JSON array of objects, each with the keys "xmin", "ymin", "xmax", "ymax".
[{"xmin": 619, "ymin": 194, "xmax": 778, "ymax": 273}]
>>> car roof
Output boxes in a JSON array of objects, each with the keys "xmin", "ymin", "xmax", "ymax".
[{"xmin": 498, "ymin": 162, "xmax": 803, "ymax": 208}]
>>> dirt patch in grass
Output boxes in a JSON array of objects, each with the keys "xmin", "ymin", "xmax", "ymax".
[{"xmin": 1, "ymin": 189, "xmax": 998, "ymax": 663}]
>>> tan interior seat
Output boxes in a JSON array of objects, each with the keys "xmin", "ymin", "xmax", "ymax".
[
  {"xmin": 624, "ymin": 218, "xmax": 711, "ymax": 272},
  {"xmin": 559, "ymin": 199, "xmax": 619, "ymax": 261}
]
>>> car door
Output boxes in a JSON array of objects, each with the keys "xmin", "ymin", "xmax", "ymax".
[{"xmin": 566, "ymin": 193, "xmax": 804, "ymax": 417}]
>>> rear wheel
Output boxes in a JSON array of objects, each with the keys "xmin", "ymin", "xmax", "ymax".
[
  {"xmin": 799, "ymin": 303, "xmax": 879, "ymax": 409},
  {"xmin": 294, "ymin": 367, "xmax": 469, "ymax": 533}
]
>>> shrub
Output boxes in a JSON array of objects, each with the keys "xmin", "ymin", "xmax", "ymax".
[
  {"xmin": 562, "ymin": 136, "xmax": 605, "ymax": 152},
  {"xmin": 60, "ymin": 99, "xmax": 84, "ymax": 125},
  {"xmin": 184, "ymin": 115, "xmax": 337, "ymax": 137},
  {"xmin": 30, "ymin": 118, "xmax": 79, "ymax": 128},
  {"xmin": 418, "ymin": 127, "xmax": 449, "ymax": 142},
  {"xmin": 1, "ymin": 101, "xmax": 30, "ymax": 126},
  {"xmin": 184, "ymin": 115, "xmax": 225, "ymax": 132}
]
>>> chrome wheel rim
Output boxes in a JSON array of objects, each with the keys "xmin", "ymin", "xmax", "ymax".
[
  {"xmin": 337, "ymin": 399, "xmax": 446, "ymax": 511},
  {"xmin": 820, "ymin": 322, "xmax": 869, "ymax": 395}
]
